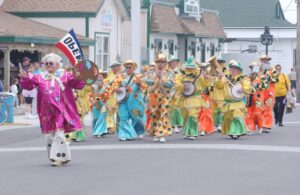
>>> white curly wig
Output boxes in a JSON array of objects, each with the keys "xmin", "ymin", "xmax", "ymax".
[{"xmin": 42, "ymin": 53, "xmax": 63, "ymax": 67}]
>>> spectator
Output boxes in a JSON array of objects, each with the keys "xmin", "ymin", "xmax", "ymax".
[
  {"xmin": 288, "ymin": 68, "xmax": 297, "ymax": 92},
  {"xmin": 274, "ymin": 64, "xmax": 291, "ymax": 127},
  {"xmin": 18, "ymin": 57, "xmax": 31, "ymax": 106},
  {"xmin": 10, "ymin": 78, "xmax": 19, "ymax": 108}
]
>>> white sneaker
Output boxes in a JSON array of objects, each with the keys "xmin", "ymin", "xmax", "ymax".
[
  {"xmin": 153, "ymin": 137, "xmax": 159, "ymax": 142},
  {"xmin": 247, "ymin": 131, "xmax": 254, "ymax": 135},
  {"xmin": 51, "ymin": 161, "xmax": 63, "ymax": 167},
  {"xmin": 119, "ymin": 137, "xmax": 127, "ymax": 141},
  {"xmin": 189, "ymin": 136, "xmax": 196, "ymax": 140},
  {"xmin": 174, "ymin": 126, "xmax": 180, "ymax": 133},
  {"xmin": 138, "ymin": 134, "xmax": 144, "ymax": 139},
  {"xmin": 200, "ymin": 131, "xmax": 206, "ymax": 136},
  {"xmin": 159, "ymin": 137, "xmax": 166, "ymax": 143},
  {"xmin": 258, "ymin": 129, "xmax": 263, "ymax": 134},
  {"xmin": 25, "ymin": 113, "xmax": 31, "ymax": 119},
  {"xmin": 28, "ymin": 114, "xmax": 38, "ymax": 119}
]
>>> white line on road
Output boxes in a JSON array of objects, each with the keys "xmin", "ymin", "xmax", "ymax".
[{"xmin": 0, "ymin": 144, "xmax": 300, "ymax": 153}]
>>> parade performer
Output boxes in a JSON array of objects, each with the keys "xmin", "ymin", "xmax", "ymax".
[
  {"xmin": 19, "ymin": 53, "xmax": 85, "ymax": 166},
  {"xmin": 210, "ymin": 55, "xmax": 228, "ymax": 132},
  {"xmin": 92, "ymin": 71, "xmax": 111, "ymax": 137},
  {"xmin": 112, "ymin": 60, "xmax": 147, "ymax": 141},
  {"xmin": 197, "ymin": 62, "xmax": 214, "ymax": 136},
  {"xmin": 177, "ymin": 57, "xmax": 210, "ymax": 140},
  {"xmin": 216, "ymin": 60, "xmax": 252, "ymax": 139},
  {"xmin": 168, "ymin": 56, "xmax": 183, "ymax": 133},
  {"xmin": 259, "ymin": 54, "xmax": 279, "ymax": 132},
  {"xmin": 71, "ymin": 85, "xmax": 92, "ymax": 142},
  {"xmin": 245, "ymin": 62, "xmax": 266, "ymax": 134},
  {"xmin": 146, "ymin": 54, "xmax": 175, "ymax": 143},
  {"xmin": 104, "ymin": 61, "xmax": 122, "ymax": 134}
]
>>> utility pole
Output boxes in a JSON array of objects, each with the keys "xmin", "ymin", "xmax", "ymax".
[
  {"xmin": 297, "ymin": 0, "xmax": 300, "ymax": 103},
  {"xmin": 131, "ymin": 0, "xmax": 141, "ymax": 72}
]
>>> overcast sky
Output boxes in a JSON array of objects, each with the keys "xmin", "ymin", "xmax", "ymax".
[{"xmin": 280, "ymin": 0, "xmax": 297, "ymax": 24}]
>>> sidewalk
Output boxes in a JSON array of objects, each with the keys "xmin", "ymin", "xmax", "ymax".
[{"xmin": 0, "ymin": 115, "xmax": 40, "ymax": 132}]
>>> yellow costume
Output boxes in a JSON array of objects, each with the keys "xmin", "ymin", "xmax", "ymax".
[{"xmin": 216, "ymin": 61, "xmax": 252, "ymax": 139}]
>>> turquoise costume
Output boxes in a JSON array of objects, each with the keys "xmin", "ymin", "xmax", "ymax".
[
  {"xmin": 113, "ymin": 73, "xmax": 146, "ymax": 140},
  {"xmin": 92, "ymin": 87, "xmax": 108, "ymax": 137}
]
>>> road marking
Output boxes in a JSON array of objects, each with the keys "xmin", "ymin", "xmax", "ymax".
[
  {"xmin": 284, "ymin": 122, "xmax": 300, "ymax": 124},
  {"xmin": 0, "ymin": 144, "xmax": 300, "ymax": 153}
]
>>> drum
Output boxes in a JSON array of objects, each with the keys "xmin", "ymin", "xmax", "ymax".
[
  {"xmin": 74, "ymin": 60, "xmax": 99, "ymax": 85},
  {"xmin": 229, "ymin": 83, "xmax": 245, "ymax": 101},
  {"xmin": 116, "ymin": 87, "xmax": 128, "ymax": 103},
  {"xmin": 183, "ymin": 82, "xmax": 196, "ymax": 97}
]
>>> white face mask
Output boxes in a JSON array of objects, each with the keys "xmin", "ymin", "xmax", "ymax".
[
  {"xmin": 261, "ymin": 63, "xmax": 271, "ymax": 71},
  {"xmin": 252, "ymin": 66, "xmax": 260, "ymax": 73}
]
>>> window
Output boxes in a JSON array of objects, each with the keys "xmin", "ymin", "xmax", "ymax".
[
  {"xmin": 248, "ymin": 45, "xmax": 257, "ymax": 53},
  {"xmin": 210, "ymin": 43, "xmax": 215, "ymax": 56},
  {"xmin": 275, "ymin": 3, "xmax": 281, "ymax": 18},
  {"xmin": 184, "ymin": 0, "xmax": 200, "ymax": 15},
  {"xmin": 168, "ymin": 40, "xmax": 174, "ymax": 55},
  {"xmin": 201, "ymin": 43, "xmax": 206, "ymax": 62},
  {"xmin": 154, "ymin": 39, "xmax": 163, "ymax": 53},
  {"xmin": 190, "ymin": 41, "xmax": 196, "ymax": 57},
  {"xmin": 95, "ymin": 33, "xmax": 110, "ymax": 71}
]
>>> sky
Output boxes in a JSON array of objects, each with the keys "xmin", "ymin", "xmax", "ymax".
[{"xmin": 280, "ymin": 0, "xmax": 297, "ymax": 24}]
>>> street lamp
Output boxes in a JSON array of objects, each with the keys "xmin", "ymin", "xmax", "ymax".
[{"xmin": 260, "ymin": 26, "xmax": 273, "ymax": 55}]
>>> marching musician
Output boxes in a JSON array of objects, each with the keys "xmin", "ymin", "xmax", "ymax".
[
  {"xmin": 245, "ymin": 61, "xmax": 267, "ymax": 134},
  {"xmin": 197, "ymin": 62, "xmax": 214, "ymax": 136},
  {"xmin": 112, "ymin": 60, "xmax": 147, "ymax": 141},
  {"xmin": 177, "ymin": 57, "xmax": 210, "ymax": 140},
  {"xmin": 71, "ymin": 85, "xmax": 92, "ymax": 142},
  {"xmin": 259, "ymin": 54, "xmax": 279, "ymax": 133},
  {"xmin": 92, "ymin": 70, "xmax": 110, "ymax": 138},
  {"xmin": 19, "ymin": 53, "xmax": 85, "ymax": 166},
  {"xmin": 168, "ymin": 56, "xmax": 184, "ymax": 133},
  {"xmin": 104, "ymin": 61, "xmax": 122, "ymax": 134},
  {"xmin": 146, "ymin": 54, "xmax": 175, "ymax": 143},
  {"xmin": 210, "ymin": 55, "xmax": 229, "ymax": 133},
  {"xmin": 216, "ymin": 60, "xmax": 252, "ymax": 139}
]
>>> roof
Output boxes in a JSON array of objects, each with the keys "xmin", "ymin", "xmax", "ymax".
[
  {"xmin": 151, "ymin": 4, "xmax": 185, "ymax": 34},
  {"xmin": 180, "ymin": 11, "xmax": 226, "ymax": 38},
  {"xmin": 0, "ymin": 11, "xmax": 94, "ymax": 46},
  {"xmin": 200, "ymin": 0, "xmax": 295, "ymax": 28},
  {"xmin": 151, "ymin": 4, "xmax": 225, "ymax": 38},
  {"xmin": 0, "ymin": 0, "xmax": 104, "ymax": 17}
]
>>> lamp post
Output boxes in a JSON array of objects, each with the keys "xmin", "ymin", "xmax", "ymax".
[{"xmin": 260, "ymin": 26, "xmax": 273, "ymax": 55}]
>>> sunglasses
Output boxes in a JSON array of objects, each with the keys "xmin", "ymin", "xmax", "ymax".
[
  {"xmin": 45, "ymin": 62, "xmax": 54, "ymax": 66},
  {"xmin": 126, "ymin": 66, "xmax": 132, "ymax": 70}
]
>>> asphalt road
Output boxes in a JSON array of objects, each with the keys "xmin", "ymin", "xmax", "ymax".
[{"xmin": 0, "ymin": 109, "xmax": 300, "ymax": 195}]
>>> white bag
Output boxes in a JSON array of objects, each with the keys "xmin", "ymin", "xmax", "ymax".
[{"xmin": 49, "ymin": 131, "xmax": 71, "ymax": 163}]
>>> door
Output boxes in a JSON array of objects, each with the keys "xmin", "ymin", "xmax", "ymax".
[{"xmin": 95, "ymin": 33, "xmax": 110, "ymax": 71}]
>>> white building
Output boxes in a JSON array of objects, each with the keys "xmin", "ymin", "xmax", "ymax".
[
  {"xmin": 0, "ymin": 0, "xmax": 130, "ymax": 71},
  {"xmin": 201, "ymin": 0, "xmax": 296, "ymax": 73}
]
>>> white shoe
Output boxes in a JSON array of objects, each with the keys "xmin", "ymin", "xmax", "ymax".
[
  {"xmin": 188, "ymin": 136, "xmax": 196, "ymax": 140},
  {"xmin": 247, "ymin": 131, "xmax": 254, "ymax": 135},
  {"xmin": 159, "ymin": 137, "xmax": 166, "ymax": 143},
  {"xmin": 200, "ymin": 131, "xmax": 206, "ymax": 136},
  {"xmin": 51, "ymin": 161, "xmax": 63, "ymax": 167},
  {"xmin": 119, "ymin": 137, "xmax": 127, "ymax": 141},
  {"xmin": 138, "ymin": 134, "xmax": 144, "ymax": 139},
  {"xmin": 174, "ymin": 126, "xmax": 180, "ymax": 133},
  {"xmin": 153, "ymin": 137, "xmax": 159, "ymax": 142},
  {"xmin": 25, "ymin": 113, "xmax": 31, "ymax": 119},
  {"xmin": 258, "ymin": 129, "xmax": 263, "ymax": 134},
  {"xmin": 29, "ymin": 114, "xmax": 38, "ymax": 119}
]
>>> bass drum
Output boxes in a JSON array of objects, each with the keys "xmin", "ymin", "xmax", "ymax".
[
  {"xmin": 116, "ymin": 87, "xmax": 128, "ymax": 103},
  {"xmin": 183, "ymin": 81, "xmax": 196, "ymax": 97},
  {"xmin": 229, "ymin": 83, "xmax": 245, "ymax": 101}
]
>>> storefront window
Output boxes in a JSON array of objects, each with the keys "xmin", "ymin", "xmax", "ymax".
[
  {"xmin": 168, "ymin": 40, "xmax": 174, "ymax": 55},
  {"xmin": 95, "ymin": 33, "xmax": 110, "ymax": 71}
]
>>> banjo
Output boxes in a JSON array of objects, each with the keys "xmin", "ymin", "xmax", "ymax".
[
  {"xmin": 116, "ymin": 73, "xmax": 135, "ymax": 103},
  {"xmin": 183, "ymin": 72, "xmax": 202, "ymax": 97},
  {"xmin": 229, "ymin": 83, "xmax": 245, "ymax": 101}
]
